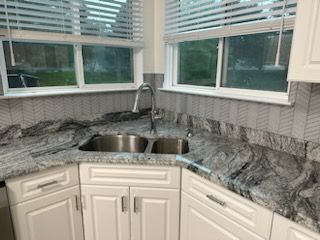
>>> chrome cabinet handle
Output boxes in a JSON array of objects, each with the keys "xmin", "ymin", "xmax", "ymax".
[
  {"xmin": 206, "ymin": 195, "xmax": 226, "ymax": 207},
  {"xmin": 133, "ymin": 197, "xmax": 139, "ymax": 213},
  {"xmin": 75, "ymin": 195, "xmax": 80, "ymax": 211},
  {"xmin": 37, "ymin": 180, "xmax": 59, "ymax": 189},
  {"xmin": 121, "ymin": 196, "xmax": 127, "ymax": 212}
]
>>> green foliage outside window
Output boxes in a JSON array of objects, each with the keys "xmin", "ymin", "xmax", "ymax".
[{"xmin": 178, "ymin": 39, "xmax": 219, "ymax": 87}]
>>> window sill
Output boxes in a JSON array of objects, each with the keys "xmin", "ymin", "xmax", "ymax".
[
  {"xmin": 0, "ymin": 87, "xmax": 138, "ymax": 99},
  {"xmin": 159, "ymin": 86, "xmax": 292, "ymax": 106}
]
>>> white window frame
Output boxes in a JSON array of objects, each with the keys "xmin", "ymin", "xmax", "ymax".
[
  {"xmin": 163, "ymin": 28, "xmax": 294, "ymax": 106},
  {"xmin": 0, "ymin": 30, "xmax": 143, "ymax": 97}
]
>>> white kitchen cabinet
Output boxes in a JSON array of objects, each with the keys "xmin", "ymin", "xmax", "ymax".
[
  {"xmin": 181, "ymin": 169, "xmax": 273, "ymax": 239},
  {"xmin": 288, "ymin": 0, "xmax": 320, "ymax": 82},
  {"xmin": 10, "ymin": 186, "xmax": 83, "ymax": 240},
  {"xmin": 81, "ymin": 185, "xmax": 130, "ymax": 240},
  {"xmin": 81, "ymin": 186, "xmax": 180, "ymax": 240},
  {"xmin": 130, "ymin": 187, "xmax": 180, "ymax": 240},
  {"xmin": 80, "ymin": 164, "xmax": 181, "ymax": 240},
  {"xmin": 271, "ymin": 214, "xmax": 320, "ymax": 240},
  {"xmin": 180, "ymin": 192, "xmax": 265, "ymax": 240},
  {"xmin": 180, "ymin": 169, "xmax": 274, "ymax": 240}
]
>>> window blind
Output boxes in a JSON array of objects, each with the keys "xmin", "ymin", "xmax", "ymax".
[
  {"xmin": 0, "ymin": 0, "xmax": 143, "ymax": 42},
  {"xmin": 165, "ymin": 0, "xmax": 297, "ymax": 42}
]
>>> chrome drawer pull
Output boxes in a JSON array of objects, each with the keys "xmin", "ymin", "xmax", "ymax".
[
  {"xmin": 121, "ymin": 196, "xmax": 127, "ymax": 212},
  {"xmin": 206, "ymin": 195, "xmax": 226, "ymax": 207},
  {"xmin": 37, "ymin": 180, "xmax": 59, "ymax": 189},
  {"xmin": 134, "ymin": 197, "xmax": 139, "ymax": 213},
  {"xmin": 75, "ymin": 195, "xmax": 80, "ymax": 211}
]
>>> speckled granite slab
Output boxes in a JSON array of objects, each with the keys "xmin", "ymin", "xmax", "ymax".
[{"xmin": 0, "ymin": 112, "xmax": 320, "ymax": 234}]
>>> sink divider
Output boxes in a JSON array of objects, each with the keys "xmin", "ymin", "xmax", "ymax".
[{"xmin": 144, "ymin": 139, "xmax": 156, "ymax": 154}]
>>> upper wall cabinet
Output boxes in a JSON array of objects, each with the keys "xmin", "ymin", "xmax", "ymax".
[{"xmin": 288, "ymin": 0, "xmax": 320, "ymax": 82}]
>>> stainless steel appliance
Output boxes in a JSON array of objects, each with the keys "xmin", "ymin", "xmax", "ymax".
[{"xmin": 0, "ymin": 183, "xmax": 15, "ymax": 240}]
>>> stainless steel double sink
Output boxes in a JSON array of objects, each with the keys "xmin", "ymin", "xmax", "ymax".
[{"xmin": 79, "ymin": 134, "xmax": 189, "ymax": 155}]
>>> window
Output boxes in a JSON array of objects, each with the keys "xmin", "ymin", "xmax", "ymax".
[
  {"xmin": 82, "ymin": 45, "xmax": 134, "ymax": 84},
  {"xmin": 178, "ymin": 39, "xmax": 219, "ymax": 87},
  {"xmin": 4, "ymin": 42, "xmax": 76, "ymax": 88},
  {"xmin": 0, "ymin": 0, "xmax": 143, "ymax": 95},
  {"xmin": 222, "ymin": 31, "xmax": 293, "ymax": 92},
  {"xmin": 165, "ymin": 0, "xmax": 297, "ymax": 104}
]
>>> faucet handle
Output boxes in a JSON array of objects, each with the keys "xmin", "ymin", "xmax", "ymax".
[
  {"xmin": 153, "ymin": 110, "xmax": 162, "ymax": 120},
  {"xmin": 186, "ymin": 128, "xmax": 193, "ymax": 137}
]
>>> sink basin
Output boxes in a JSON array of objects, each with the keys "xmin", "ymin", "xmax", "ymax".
[
  {"xmin": 151, "ymin": 138, "xmax": 189, "ymax": 154},
  {"xmin": 79, "ymin": 134, "xmax": 148, "ymax": 153}
]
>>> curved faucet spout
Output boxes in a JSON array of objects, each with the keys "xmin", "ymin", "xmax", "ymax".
[{"xmin": 132, "ymin": 83, "xmax": 157, "ymax": 134}]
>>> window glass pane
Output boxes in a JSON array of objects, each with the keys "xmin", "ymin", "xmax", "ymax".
[
  {"xmin": 178, "ymin": 39, "xmax": 218, "ymax": 87},
  {"xmin": 221, "ymin": 31, "xmax": 293, "ymax": 92},
  {"xmin": 82, "ymin": 45, "xmax": 133, "ymax": 84},
  {"xmin": 4, "ymin": 42, "xmax": 76, "ymax": 88}
]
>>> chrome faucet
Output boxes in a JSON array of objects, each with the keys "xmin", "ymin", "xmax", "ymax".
[{"xmin": 132, "ymin": 83, "xmax": 157, "ymax": 134}]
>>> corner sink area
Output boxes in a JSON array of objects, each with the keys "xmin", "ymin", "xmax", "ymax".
[
  {"xmin": 79, "ymin": 134, "xmax": 149, "ymax": 153},
  {"xmin": 151, "ymin": 138, "xmax": 189, "ymax": 154},
  {"xmin": 79, "ymin": 134, "xmax": 189, "ymax": 155}
]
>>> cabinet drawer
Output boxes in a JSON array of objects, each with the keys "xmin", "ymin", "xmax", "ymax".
[
  {"xmin": 180, "ymin": 192, "xmax": 265, "ymax": 240},
  {"xmin": 182, "ymin": 169, "xmax": 273, "ymax": 239},
  {"xmin": 271, "ymin": 214, "xmax": 320, "ymax": 240},
  {"xmin": 6, "ymin": 165, "xmax": 79, "ymax": 205},
  {"xmin": 80, "ymin": 164, "xmax": 180, "ymax": 189}
]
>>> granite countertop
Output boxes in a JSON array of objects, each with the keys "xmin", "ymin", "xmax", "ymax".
[{"xmin": 0, "ymin": 114, "xmax": 319, "ymax": 234}]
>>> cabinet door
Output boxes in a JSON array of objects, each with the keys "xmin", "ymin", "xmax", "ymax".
[
  {"xmin": 81, "ymin": 185, "xmax": 130, "ymax": 240},
  {"xmin": 271, "ymin": 214, "xmax": 320, "ymax": 240},
  {"xmin": 130, "ymin": 187, "xmax": 180, "ymax": 240},
  {"xmin": 10, "ymin": 186, "xmax": 83, "ymax": 240},
  {"xmin": 180, "ymin": 192, "xmax": 265, "ymax": 240},
  {"xmin": 288, "ymin": 0, "xmax": 320, "ymax": 82}
]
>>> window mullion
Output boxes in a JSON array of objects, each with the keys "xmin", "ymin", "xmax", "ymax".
[
  {"xmin": 215, "ymin": 38, "xmax": 224, "ymax": 90},
  {"xmin": 173, "ymin": 44, "xmax": 179, "ymax": 87},
  {"xmin": 74, "ymin": 44, "xmax": 85, "ymax": 88},
  {"xmin": 164, "ymin": 44, "xmax": 173, "ymax": 88},
  {"xmin": 133, "ymin": 47, "xmax": 143, "ymax": 87},
  {"xmin": 166, "ymin": 44, "xmax": 178, "ymax": 88},
  {"xmin": 0, "ymin": 40, "xmax": 9, "ymax": 94}
]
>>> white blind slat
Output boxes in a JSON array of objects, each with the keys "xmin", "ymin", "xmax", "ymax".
[
  {"xmin": 166, "ymin": 0, "xmax": 237, "ymax": 16},
  {"xmin": 0, "ymin": 0, "xmax": 143, "ymax": 42},
  {"xmin": 0, "ymin": 7, "xmax": 142, "ymax": 28},
  {"xmin": 165, "ymin": 0, "xmax": 297, "ymax": 40},
  {"xmin": 166, "ymin": 0, "xmax": 295, "ymax": 25},
  {"xmin": 166, "ymin": 7, "xmax": 296, "ymax": 34}
]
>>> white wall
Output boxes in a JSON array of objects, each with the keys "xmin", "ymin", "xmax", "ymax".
[{"xmin": 143, "ymin": 0, "xmax": 165, "ymax": 74}]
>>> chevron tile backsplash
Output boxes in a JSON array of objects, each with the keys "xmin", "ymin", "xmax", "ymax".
[
  {"xmin": 159, "ymin": 81, "xmax": 320, "ymax": 143},
  {"xmin": 0, "ymin": 91, "xmax": 150, "ymax": 128},
  {"xmin": 2, "ymin": 73, "xmax": 320, "ymax": 144}
]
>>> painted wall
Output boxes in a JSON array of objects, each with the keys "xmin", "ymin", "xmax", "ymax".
[
  {"xmin": 143, "ymin": 0, "xmax": 165, "ymax": 74},
  {"xmin": 159, "ymin": 81, "xmax": 320, "ymax": 143}
]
